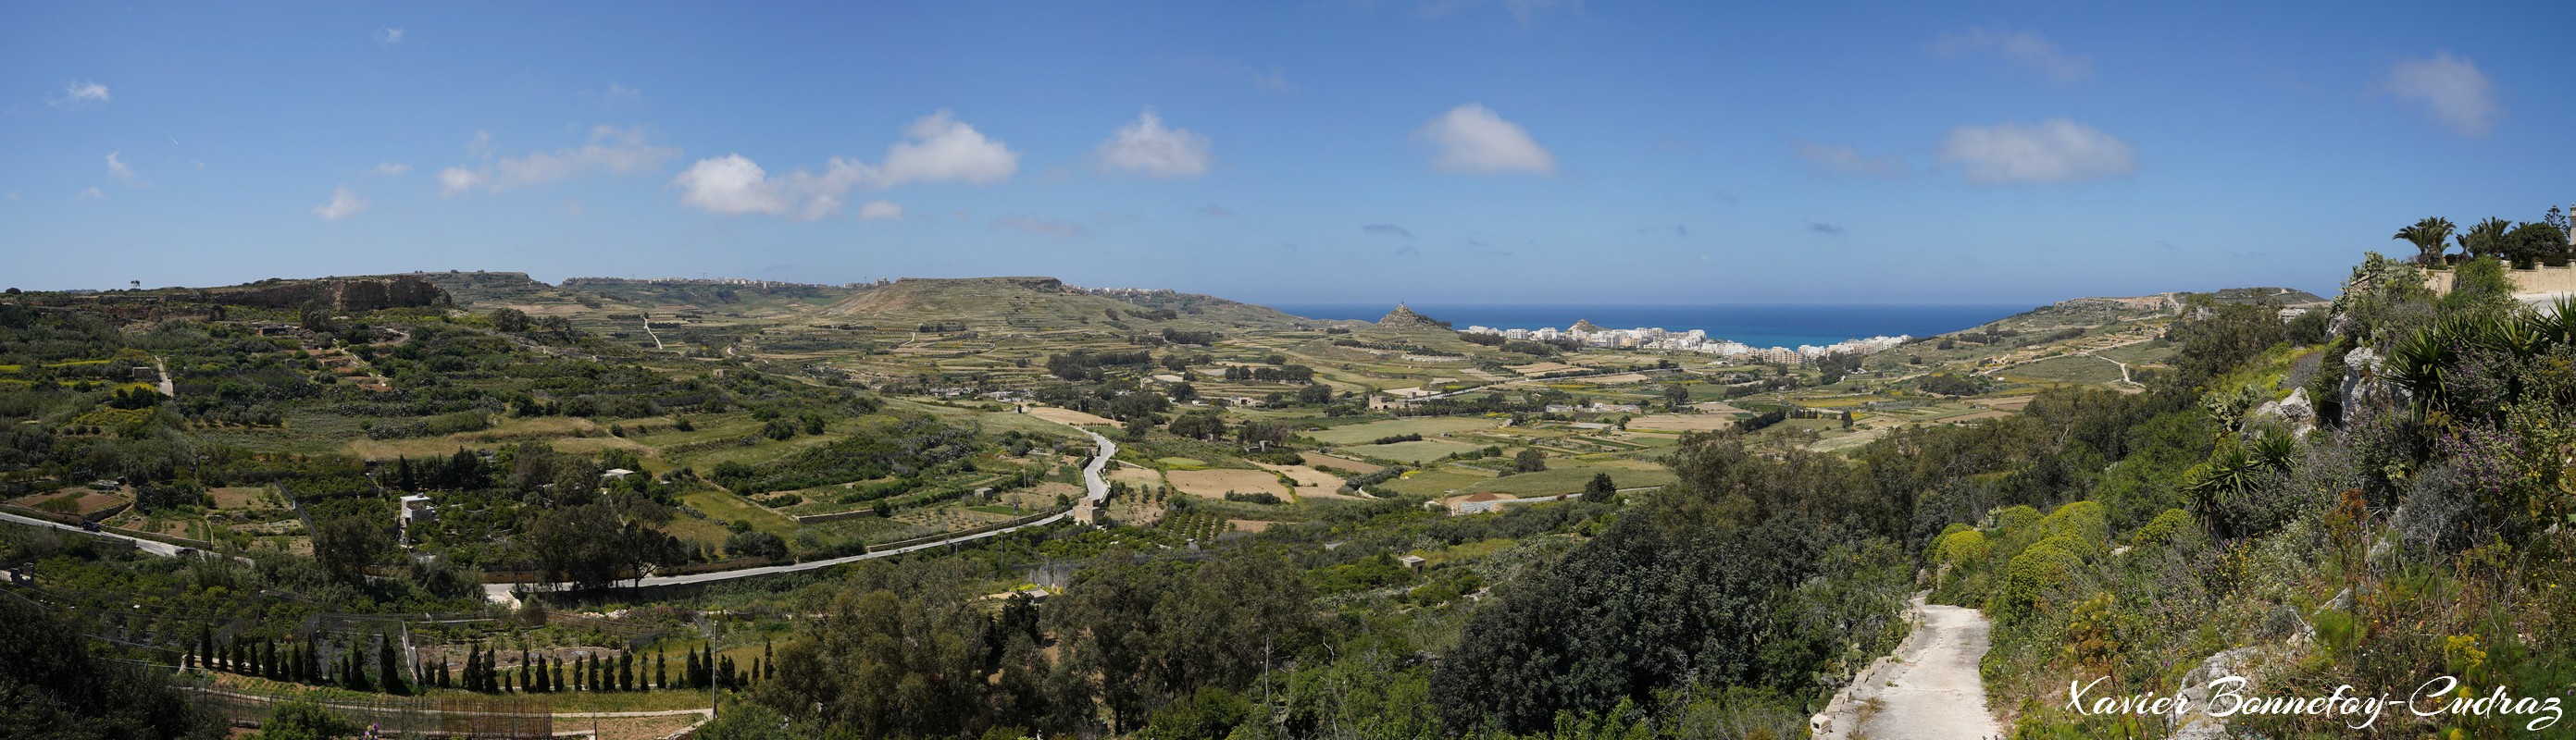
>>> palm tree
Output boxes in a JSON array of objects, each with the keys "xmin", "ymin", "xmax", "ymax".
[
  {"xmin": 2456, "ymin": 216, "xmax": 2514, "ymax": 261},
  {"xmin": 2395, "ymin": 216, "xmax": 2456, "ymax": 266}
]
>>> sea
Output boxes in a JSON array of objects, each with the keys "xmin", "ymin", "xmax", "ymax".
[{"xmin": 1266, "ymin": 302, "xmax": 2035, "ymax": 350}]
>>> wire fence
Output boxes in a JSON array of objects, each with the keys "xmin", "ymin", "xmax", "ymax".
[{"xmin": 174, "ymin": 674, "xmax": 554, "ymax": 739}]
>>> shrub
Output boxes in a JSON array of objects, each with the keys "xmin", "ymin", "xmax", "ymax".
[
  {"xmin": 2128, "ymin": 508, "xmax": 2196, "ymax": 549},
  {"xmin": 1929, "ymin": 525, "xmax": 1989, "ymax": 567},
  {"xmin": 1989, "ymin": 535, "xmax": 2088, "ymax": 624},
  {"xmin": 1991, "ymin": 505, "xmax": 2041, "ymax": 532},
  {"xmin": 724, "ymin": 530, "xmax": 789, "ymax": 561},
  {"xmin": 1222, "ymin": 491, "xmax": 1282, "ymax": 505},
  {"xmin": 2035, "ymin": 500, "xmax": 2109, "ymax": 545}
]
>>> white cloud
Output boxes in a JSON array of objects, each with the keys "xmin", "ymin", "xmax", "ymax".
[
  {"xmin": 51, "ymin": 80, "xmax": 111, "ymax": 107},
  {"xmin": 438, "ymin": 125, "xmax": 679, "ymax": 196},
  {"xmin": 1793, "ymin": 142, "xmax": 1905, "ymax": 178},
  {"xmin": 312, "ymin": 186, "xmax": 367, "ymax": 220},
  {"xmin": 1939, "ymin": 118, "xmax": 2135, "ymax": 184},
  {"xmin": 605, "ymin": 82, "xmax": 641, "ymax": 100},
  {"xmin": 992, "ymin": 215, "xmax": 1088, "ymax": 238},
  {"xmin": 879, "ymin": 110, "xmax": 1019, "ymax": 186},
  {"xmin": 2383, "ymin": 52, "xmax": 2498, "ymax": 138},
  {"xmin": 1094, "ymin": 108, "xmax": 1213, "ymax": 178},
  {"xmin": 857, "ymin": 200, "xmax": 905, "ymax": 221},
  {"xmin": 106, "ymin": 152, "xmax": 147, "ymax": 187},
  {"xmin": 77, "ymin": 187, "xmax": 106, "ymax": 202},
  {"xmin": 668, "ymin": 154, "xmax": 871, "ymax": 219},
  {"xmin": 375, "ymin": 27, "xmax": 404, "ymax": 44},
  {"xmin": 1933, "ymin": 29, "xmax": 2091, "ymax": 82},
  {"xmin": 375, "ymin": 162, "xmax": 412, "ymax": 176},
  {"xmin": 1412, "ymin": 104, "xmax": 1554, "ymax": 175},
  {"xmin": 670, "ymin": 111, "xmax": 1016, "ymax": 218}
]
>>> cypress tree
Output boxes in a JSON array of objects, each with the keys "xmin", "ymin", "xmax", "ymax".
[
  {"xmin": 196, "ymin": 626, "xmax": 213, "ymax": 671},
  {"xmin": 654, "ymin": 651, "xmax": 666, "ymax": 690},
  {"xmin": 619, "ymin": 652, "xmax": 633, "ymax": 691},
  {"xmin": 685, "ymin": 650, "xmax": 700, "ymax": 689},
  {"xmin": 550, "ymin": 657, "xmax": 563, "ymax": 695},
  {"xmin": 467, "ymin": 645, "xmax": 482, "ymax": 692},
  {"xmin": 379, "ymin": 635, "xmax": 404, "ymax": 695}
]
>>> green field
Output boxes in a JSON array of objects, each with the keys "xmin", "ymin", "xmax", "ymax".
[
  {"xmin": 1999, "ymin": 354, "xmax": 2127, "ymax": 384},
  {"xmin": 1342, "ymin": 438, "xmax": 1483, "ymax": 463},
  {"xmin": 1461, "ymin": 462, "xmax": 1676, "ymax": 497},
  {"xmin": 1301, "ymin": 416, "xmax": 1500, "ymax": 445},
  {"xmin": 1369, "ymin": 466, "xmax": 1497, "ymax": 497}
]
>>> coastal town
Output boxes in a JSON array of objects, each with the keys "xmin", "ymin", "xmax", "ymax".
[{"xmin": 1460, "ymin": 321, "xmax": 1911, "ymax": 364}]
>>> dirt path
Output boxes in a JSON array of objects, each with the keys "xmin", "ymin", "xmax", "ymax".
[{"xmin": 1815, "ymin": 597, "xmax": 2003, "ymax": 740}]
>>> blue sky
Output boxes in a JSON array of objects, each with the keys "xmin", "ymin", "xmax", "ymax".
[{"xmin": 5, "ymin": 2, "xmax": 2572, "ymax": 303}]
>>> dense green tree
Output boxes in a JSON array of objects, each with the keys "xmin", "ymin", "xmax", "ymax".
[
  {"xmin": 249, "ymin": 698, "xmax": 358, "ymax": 740},
  {"xmin": 1512, "ymin": 448, "xmax": 1547, "ymax": 474},
  {"xmin": 311, "ymin": 514, "xmax": 390, "ymax": 586},
  {"xmin": 0, "ymin": 597, "xmax": 223, "ymax": 739},
  {"xmin": 2456, "ymin": 216, "xmax": 2514, "ymax": 261}
]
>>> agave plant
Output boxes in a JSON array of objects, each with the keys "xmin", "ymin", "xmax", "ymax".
[
  {"xmin": 2386, "ymin": 302, "xmax": 2576, "ymax": 415},
  {"xmin": 2184, "ymin": 443, "xmax": 2262, "ymax": 532},
  {"xmin": 2250, "ymin": 430, "xmax": 2299, "ymax": 471}
]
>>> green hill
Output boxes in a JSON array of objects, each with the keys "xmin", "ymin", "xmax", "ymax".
[{"xmin": 818, "ymin": 277, "xmax": 1313, "ymax": 332}]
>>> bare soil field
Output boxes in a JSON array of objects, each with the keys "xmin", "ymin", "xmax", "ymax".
[
  {"xmin": 1300, "ymin": 452, "xmax": 1383, "ymax": 474},
  {"xmin": 1506, "ymin": 362, "xmax": 1582, "ymax": 376},
  {"xmin": 1574, "ymin": 372, "xmax": 1651, "ymax": 385},
  {"xmin": 1226, "ymin": 519, "xmax": 1276, "ymax": 533},
  {"xmin": 208, "ymin": 487, "xmax": 272, "ymax": 510},
  {"xmin": 1105, "ymin": 463, "xmax": 1164, "ymax": 488},
  {"xmin": 1624, "ymin": 414, "xmax": 1736, "ymax": 432},
  {"xmin": 6, "ymin": 489, "xmax": 129, "ymax": 518},
  {"xmin": 1166, "ymin": 469, "xmax": 1290, "ymax": 499},
  {"xmin": 1255, "ymin": 462, "xmax": 1343, "ymax": 491}
]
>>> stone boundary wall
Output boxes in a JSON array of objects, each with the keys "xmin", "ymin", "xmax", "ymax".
[{"xmin": 2425, "ymin": 264, "xmax": 2576, "ymax": 295}]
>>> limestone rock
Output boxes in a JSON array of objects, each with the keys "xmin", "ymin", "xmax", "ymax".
[{"xmin": 1377, "ymin": 302, "xmax": 1445, "ymax": 327}]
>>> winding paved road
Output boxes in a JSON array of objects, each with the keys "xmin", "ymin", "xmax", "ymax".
[{"xmin": 485, "ymin": 426, "xmax": 1114, "ymax": 603}]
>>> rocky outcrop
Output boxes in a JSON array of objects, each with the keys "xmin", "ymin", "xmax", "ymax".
[
  {"xmin": 205, "ymin": 276, "xmax": 451, "ymax": 311},
  {"xmin": 2338, "ymin": 346, "xmax": 2407, "ymax": 419},
  {"xmin": 1377, "ymin": 302, "xmax": 1445, "ymax": 327},
  {"xmin": 2172, "ymin": 647, "xmax": 2271, "ymax": 740},
  {"xmin": 2251, "ymin": 387, "xmax": 2315, "ymax": 437}
]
